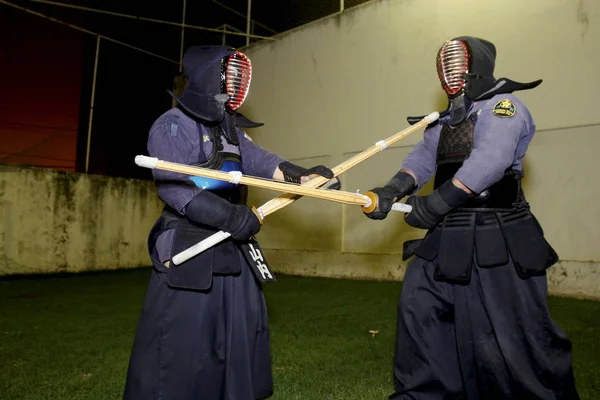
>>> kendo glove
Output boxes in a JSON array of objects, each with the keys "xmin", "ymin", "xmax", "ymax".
[
  {"xmin": 363, "ymin": 171, "xmax": 416, "ymax": 220},
  {"xmin": 278, "ymin": 161, "xmax": 341, "ymax": 190},
  {"xmin": 184, "ymin": 190, "xmax": 261, "ymax": 241},
  {"xmin": 404, "ymin": 179, "xmax": 473, "ymax": 229}
]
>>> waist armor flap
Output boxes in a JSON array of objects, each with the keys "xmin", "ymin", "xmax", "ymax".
[{"xmin": 402, "ymin": 114, "xmax": 558, "ymax": 284}]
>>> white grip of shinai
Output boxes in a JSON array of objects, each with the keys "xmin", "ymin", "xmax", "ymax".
[
  {"xmin": 171, "ymin": 230, "xmax": 232, "ymax": 265},
  {"xmin": 135, "ymin": 155, "xmax": 159, "ymax": 169},
  {"xmin": 424, "ymin": 111, "xmax": 440, "ymax": 123},
  {"xmin": 390, "ymin": 203, "xmax": 412, "ymax": 213}
]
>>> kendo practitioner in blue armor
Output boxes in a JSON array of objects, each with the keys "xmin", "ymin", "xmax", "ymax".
[
  {"xmin": 123, "ymin": 45, "xmax": 340, "ymax": 400},
  {"xmin": 363, "ymin": 37, "xmax": 579, "ymax": 399}
]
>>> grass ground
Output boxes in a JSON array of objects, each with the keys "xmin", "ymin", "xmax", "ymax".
[{"xmin": 1, "ymin": 268, "xmax": 598, "ymax": 399}]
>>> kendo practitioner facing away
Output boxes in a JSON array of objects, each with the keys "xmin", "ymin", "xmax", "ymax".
[
  {"xmin": 123, "ymin": 46, "xmax": 340, "ymax": 400},
  {"xmin": 363, "ymin": 37, "xmax": 580, "ymax": 400}
]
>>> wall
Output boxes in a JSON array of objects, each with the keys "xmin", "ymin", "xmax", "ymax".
[
  {"xmin": 0, "ymin": 164, "xmax": 163, "ymax": 276},
  {"xmin": 239, "ymin": 0, "xmax": 600, "ymax": 298}
]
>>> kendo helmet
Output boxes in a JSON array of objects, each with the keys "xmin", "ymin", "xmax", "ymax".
[
  {"xmin": 436, "ymin": 36, "xmax": 497, "ymax": 100},
  {"xmin": 168, "ymin": 46, "xmax": 253, "ymax": 122}
]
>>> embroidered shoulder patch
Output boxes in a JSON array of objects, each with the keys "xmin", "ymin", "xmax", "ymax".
[
  {"xmin": 492, "ymin": 99, "xmax": 516, "ymax": 118},
  {"xmin": 170, "ymin": 121, "xmax": 178, "ymax": 136},
  {"xmin": 161, "ymin": 117, "xmax": 179, "ymax": 136}
]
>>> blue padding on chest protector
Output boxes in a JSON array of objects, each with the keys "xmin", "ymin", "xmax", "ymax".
[{"xmin": 189, "ymin": 160, "xmax": 244, "ymax": 190}]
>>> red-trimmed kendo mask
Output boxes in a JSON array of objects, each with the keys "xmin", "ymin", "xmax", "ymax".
[
  {"xmin": 436, "ymin": 39, "xmax": 470, "ymax": 98},
  {"xmin": 437, "ymin": 37, "xmax": 499, "ymax": 100},
  {"xmin": 221, "ymin": 50, "xmax": 252, "ymax": 111}
]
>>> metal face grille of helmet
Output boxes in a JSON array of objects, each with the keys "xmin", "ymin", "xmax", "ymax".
[
  {"xmin": 436, "ymin": 40, "xmax": 469, "ymax": 96},
  {"xmin": 225, "ymin": 51, "xmax": 252, "ymax": 110}
]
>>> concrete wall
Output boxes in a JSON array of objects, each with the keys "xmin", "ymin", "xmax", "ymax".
[
  {"xmin": 239, "ymin": 0, "xmax": 600, "ymax": 298},
  {"xmin": 0, "ymin": 164, "xmax": 163, "ymax": 275}
]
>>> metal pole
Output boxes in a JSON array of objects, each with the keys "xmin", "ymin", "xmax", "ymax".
[
  {"xmin": 340, "ymin": 0, "xmax": 344, "ymax": 12},
  {"xmin": 246, "ymin": 0, "xmax": 251, "ymax": 46},
  {"xmin": 85, "ymin": 35, "xmax": 101, "ymax": 174},
  {"xmin": 212, "ymin": 0, "xmax": 277, "ymax": 35},
  {"xmin": 179, "ymin": 0, "xmax": 186, "ymax": 71},
  {"xmin": 173, "ymin": 0, "xmax": 186, "ymax": 108}
]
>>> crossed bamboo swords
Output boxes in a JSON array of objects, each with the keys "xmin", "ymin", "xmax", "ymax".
[{"xmin": 135, "ymin": 112, "xmax": 439, "ymax": 264}]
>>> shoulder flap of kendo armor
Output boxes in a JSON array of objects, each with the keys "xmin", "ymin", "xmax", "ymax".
[
  {"xmin": 473, "ymin": 78, "xmax": 543, "ymax": 101},
  {"xmin": 234, "ymin": 112, "xmax": 264, "ymax": 128}
]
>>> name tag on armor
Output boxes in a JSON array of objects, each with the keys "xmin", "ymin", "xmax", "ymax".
[{"xmin": 241, "ymin": 239, "xmax": 276, "ymax": 283}]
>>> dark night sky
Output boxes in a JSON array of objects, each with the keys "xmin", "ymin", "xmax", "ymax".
[
  {"xmin": 0, "ymin": 0, "xmax": 370, "ymax": 178},
  {"xmin": 0, "ymin": 6, "xmax": 83, "ymax": 171}
]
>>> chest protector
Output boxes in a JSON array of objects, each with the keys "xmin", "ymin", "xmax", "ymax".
[
  {"xmin": 149, "ymin": 118, "xmax": 252, "ymax": 291},
  {"xmin": 190, "ymin": 121, "xmax": 248, "ymax": 204},
  {"xmin": 434, "ymin": 114, "xmax": 525, "ymax": 211},
  {"xmin": 403, "ymin": 114, "xmax": 558, "ymax": 284}
]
